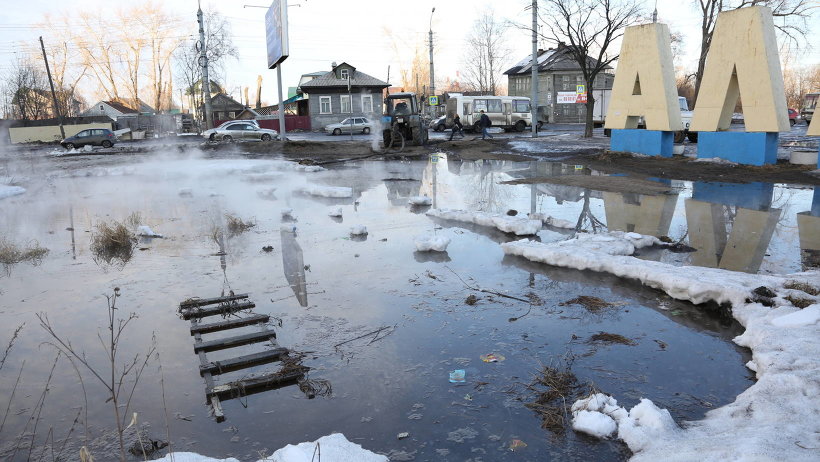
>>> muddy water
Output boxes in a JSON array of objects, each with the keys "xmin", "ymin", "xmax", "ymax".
[{"xmin": 1, "ymin": 151, "xmax": 813, "ymax": 460}]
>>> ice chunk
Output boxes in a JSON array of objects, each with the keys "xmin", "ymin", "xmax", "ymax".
[
  {"xmin": 297, "ymin": 185, "xmax": 353, "ymax": 198},
  {"xmin": 529, "ymin": 213, "xmax": 575, "ymax": 229},
  {"xmin": 328, "ymin": 207, "xmax": 343, "ymax": 217},
  {"xmin": 151, "ymin": 453, "xmax": 239, "ymax": 462},
  {"xmin": 137, "ymin": 225, "xmax": 163, "ymax": 238},
  {"xmin": 572, "ymin": 410, "xmax": 617, "ymax": 438},
  {"xmin": 349, "ymin": 225, "xmax": 368, "ymax": 236},
  {"xmin": 414, "ymin": 234, "xmax": 450, "ymax": 252},
  {"xmin": 269, "ymin": 433, "xmax": 388, "ymax": 462},
  {"xmin": 281, "ymin": 208, "xmax": 294, "ymax": 218},
  {"xmin": 408, "ymin": 195, "xmax": 432, "ymax": 206},
  {"xmin": 770, "ymin": 305, "xmax": 819, "ymax": 327},
  {"xmin": 0, "ymin": 185, "xmax": 25, "ymax": 200},
  {"xmin": 427, "ymin": 208, "xmax": 542, "ymax": 236}
]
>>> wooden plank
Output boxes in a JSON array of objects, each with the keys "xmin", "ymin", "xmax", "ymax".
[
  {"xmin": 190, "ymin": 314, "xmax": 270, "ymax": 335},
  {"xmin": 194, "ymin": 331, "xmax": 224, "ymax": 422},
  {"xmin": 179, "ymin": 293, "xmax": 249, "ymax": 310},
  {"xmin": 208, "ymin": 368, "xmax": 308, "ymax": 400},
  {"xmin": 181, "ymin": 301, "xmax": 256, "ymax": 320},
  {"xmin": 199, "ymin": 348, "xmax": 288, "ymax": 376},
  {"xmin": 193, "ymin": 330, "xmax": 276, "ymax": 353}
]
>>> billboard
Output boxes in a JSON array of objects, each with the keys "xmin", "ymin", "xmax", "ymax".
[
  {"xmin": 265, "ymin": 0, "xmax": 289, "ymax": 69},
  {"xmin": 557, "ymin": 91, "xmax": 586, "ymax": 104}
]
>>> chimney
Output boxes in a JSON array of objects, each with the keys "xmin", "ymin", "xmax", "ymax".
[
  {"xmin": 255, "ymin": 75, "xmax": 262, "ymax": 109},
  {"xmin": 331, "ymin": 61, "xmax": 337, "ymax": 69},
  {"xmin": 243, "ymin": 87, "xmax": 249, "ymax": 107}
]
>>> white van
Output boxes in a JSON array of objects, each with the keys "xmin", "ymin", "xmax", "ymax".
[{"xmin": 445, "ymin": 95, "xmax": 533, "ymax": 132}]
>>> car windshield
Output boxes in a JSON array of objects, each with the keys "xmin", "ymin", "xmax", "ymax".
[{"xmin": 341, "ymin": 118, "xmax": 353, "ymax": 124}]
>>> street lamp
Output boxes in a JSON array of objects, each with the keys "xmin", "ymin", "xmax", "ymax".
[{"xmin": 428, "ymin": 7, "xmax": 435, "ymax": 116}]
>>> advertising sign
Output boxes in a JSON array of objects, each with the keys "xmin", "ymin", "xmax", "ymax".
[
  {"xmin": 558, "ymin": 92, "xmax": 586, "ymax": 104},
  {"xmin": 265, "ymin": 0, "xmax": 289, "ymax": 69}
]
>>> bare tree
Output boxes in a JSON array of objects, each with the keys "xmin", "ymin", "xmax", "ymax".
[
  {"xmin": 783, "ymin": 64, "xmax": 820, "ymax": 110},
  {"xmin": 691, "ymin": 0, "xmax": 814, "ymax": 104},
  {"xmin": 5, "ymin": 58, "xmax": 47, "ymax": 122},
  {"xmin": 135, "ymin": 1, "xmax": 183, "ymax": 112},
  {"xmin": 538, "ymin": 0, "xmax": 643, "ymax": 137},
  {"xmin": 462, "ymin": 11, "xmax": 510, "ymax": 95}
]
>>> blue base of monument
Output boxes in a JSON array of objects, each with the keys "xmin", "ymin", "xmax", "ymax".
[
  {"xmin": 697, "ymin": 132, "xmax": 778, "ymax": 166},
  {"xmin": 611, "ymin": 129, "xmax": 674, "ymax": 157}
]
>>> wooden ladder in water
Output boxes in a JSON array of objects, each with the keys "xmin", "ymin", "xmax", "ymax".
[{"xmin": 178, "ymin": 293, "xmax": 305, "ymax": 422}]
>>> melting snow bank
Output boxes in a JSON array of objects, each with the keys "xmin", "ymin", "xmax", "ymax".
[
  {"xmin": 0, "ymin": 185, "xmax": 26, "ymax": 200},
  {"xmin": 297, "ymin": 185, "xmax": 353, "ymax": 198},
  {"xmin": 151, "ymin": 433, "xmax": 387, "ymax": 462},
  {"xmin": 528, "ymin": 212, "xmax": 575, "ymax": 229},
  {"xmin": 502, "ymin": 231, "xmax": 820, "ymax": 461},
  {"xmin": 408, "ymin": 195, "xmax": 432, "ymax": 206},
  {"xmin": 427, "ymin": 208, "xmax": 542, "ymax": 235}
]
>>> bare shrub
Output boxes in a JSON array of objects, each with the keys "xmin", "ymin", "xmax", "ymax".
[
  {"xmin": 225, "ymin": 213, "xmax": 256, "ymax": 236},
  {"xmin": 90, "ymin": 220, "xmax": 136, "ymax": 266},
  {"xmin": 0, "ymin": 239, "xmax": 49, "ymax": 274}
]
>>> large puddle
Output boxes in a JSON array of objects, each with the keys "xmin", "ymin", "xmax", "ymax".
[{"xmin": 1, "ymin": 151, "xmax": 816, "ymax": 460}]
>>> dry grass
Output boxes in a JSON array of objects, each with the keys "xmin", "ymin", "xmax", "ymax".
[
  {"xmin": 465, "ymin": 294, "xmax": 478, "ymax": 305},
  {"xmin": 785, "ymin": 295, "xmax": 814, "ymax": 309},
  {"xmin": 560, "ymin": 295, "xmax": 615, "ymax": 313},
  {"xmin": 124, "ymin": 211, "xmax": 142, "ymax": 230},
  {"xmin": 0, "ymin": 239, "xmax": 49, "ymax": 274},
  {"xmin": 225, "ymin": 214, "xmax": 256, "ymax": 236},
  {"xmin": 525, "ymin": 364, "xmax": 580, "ymax": 434},
  {"xmin": 784, "ymin": 281, "xmax": 819, "ymax": 296},
  {"xmin": 589, "ymin": 332, "xmax": 637, "ymax": 346},
  {"xmin": 90, "ymin": 220, "xmax": 137, "ymax": 266}
]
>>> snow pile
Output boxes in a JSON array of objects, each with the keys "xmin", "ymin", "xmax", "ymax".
[
  {"xmin": 349, "ymin": 225, "xmax": 368, "ymax": 236},
  {"xmin": 427, "ymin": 208, "xmax": 542, "ymax": 235},
  {"xmin": 267, "ymin": 433, "xmax": 388, "ymax": 462},
  {"xmin": 414, "ymin": 234, "xmax": 450, "ymax": 252},
  {"xmin": 529, "ymin": 212, "xmax": 575, "ymax": 229},
  {"xmin": 137, "ymin": 225, "xmax": 163, "ymax": 238},
  {"xmin": 152, "ymin": 453, "xmax": 238, "ymax": 462},
  {"xmin": 502, "ymin": 230, "xmax": 820, "ymax": 461},
  {"xmin": 693, "ymin": 157, "xmax": 739, "ymax": 166},
  {"xmin": 0, "ymin": 185, "xmax": 26, "ymax": 200},
  {"xmin": 297, "ymin": 185, "xmax": 353, "ymax": 198},
  {"xmin": 256, "ymin": 187, "xmax": 277, "ymax": 198},
  {"xmin": 270, "ymin": 161, "xmax": 326, "ymax": 173},
  {"xmin": 328, "ymin": 207, "xmax": 343, "ymax": 217},
  {"xmin": 408, "ymin": 195, "xmax": 432, "ymax": 206}
]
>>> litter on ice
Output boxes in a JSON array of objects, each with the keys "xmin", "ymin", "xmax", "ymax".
[
  {"xmin": 408, "ymin": 195, "xmax": 432, "ymax": 206},
  {"xmin": 151, "ymin": 433, "xmax": 386, "ymax": 462},
  {"xmin": 328, "ymin": 207, "xmax": 343, "ymax": 217},
  {"xmin": 528, "ymin": 212, "xmax": 575, "ymax": 229},
  {"xmin": 0, "ymin": 185, "xmax": 26, "ymax": 200},
  {"xmin": 427, "ymin": 208, "xmax": 542, "ymax": 235},
  {"xmin": 414, "ymin": 234, "xmax": 450, "ymax": 252},
  {"xmin": 349, "ymin": 225, "xmax": 368, "ymax": 236},
  {"xmin": 501, "ymin": 230, "xmax": 820, "ymax": 461},
  {"xmin": 137, "ymin": 225, "xmax": 163, "ymax": 238},
  {"xmin": 297, "ymin": 185, "xmax": 353, "ymax": 198}
]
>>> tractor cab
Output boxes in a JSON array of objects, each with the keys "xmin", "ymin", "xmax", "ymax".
[{"xmin": 383, "ymin": 92, "xmax": 427, "ymax": 148}]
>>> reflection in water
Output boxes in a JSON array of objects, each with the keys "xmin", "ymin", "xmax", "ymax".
[
  {"xmin": 797, "ymin": 188, "xmax": 820, "ymax": 270},
  {"xmin": 280, "ymin": 229, "xmax": 308, "ymax": 306},
  {"xmin": 685, "ymin": 182, "xmax": 781, "ymax": 273},
  {"xmin": 603, "ymin": 192, "xmax": 678, "ymax": 236}
]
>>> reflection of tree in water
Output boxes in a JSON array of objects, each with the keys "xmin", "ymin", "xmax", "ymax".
[
  {"xmin": 466, "ymin": 160, "xmax": 515, "ymax": 213},
  {"xmin": 574, "ymin": 189, "xmax": 607, "ymax": 233}
]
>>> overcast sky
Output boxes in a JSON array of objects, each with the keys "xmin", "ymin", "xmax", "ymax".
[{"xmin": 0, "ymin": 0, "xmax": 817, "ymax": 106}]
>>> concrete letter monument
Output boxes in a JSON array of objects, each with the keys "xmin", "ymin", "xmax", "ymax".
[
  {"xmin": 606, "ymin": 23, "xmax": 681, "ymax": 157},
  {"xmin": 808, "ymin": 110, "xmax": 819, "ymax": 168},
  {"xmin": 690, "ymin": 6, "xmax": 789, "ymax": 165}
]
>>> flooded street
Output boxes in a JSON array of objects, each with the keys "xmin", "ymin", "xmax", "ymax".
[{"xmin": 1, "ymin": 149, "xmax": 816, "ymax": 460}]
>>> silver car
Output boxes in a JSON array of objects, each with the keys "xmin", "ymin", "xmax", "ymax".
[
  {"xmin": 324, "ymin": 117, "xmax": 375, "ymax": 135},
  {"xmin": 203, "ymin": 121, "xmax": 278, "ymax": 142}
]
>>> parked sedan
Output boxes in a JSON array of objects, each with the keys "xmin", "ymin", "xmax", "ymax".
[
  {"xmin": 61, "ymin": 128, "xmax": 117, "ymax": 150},
  {"xmin": 428, "ymin": 115, "xmax": 451, "ymax": 132},
  {"xmin": 324, "ymin": 117, "xmax": 375, "ymax": 135},
  {"xmin": 203, "ymin": 121, "xmax": 278, "ymax": 142},
  {"xmin": 788, "ymin": 108, "xmax": 798, "ymax": 126}
]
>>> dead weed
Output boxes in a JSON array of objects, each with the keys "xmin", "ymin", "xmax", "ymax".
[
  {"xmin": 90, "ymin": 220, "xmax": 137, "ymax": 266},
  {"xmin": 0, "ymin": 239, "xmax": 49, "ymax": 274},
  {"xmin": 785, "ymin": 295, "xmax": 814, "ymax": 309},
  {"xmin": 784, "ymin": 281, "xmax": 819, "ymax": 296},
  {"xmin": 525, "ymin": 361, "xmax": 583, "ymax": 434},
  {"xmin": 589, "ymin": 332, "xmax": 636, "ymax": 346},
  {"xmin": 560, "ymin": 295, "xmax": 617, "ymax": 313},
  {"xmin": 225, "ymin": 214, "xmax": 256, "ymax": 236}
]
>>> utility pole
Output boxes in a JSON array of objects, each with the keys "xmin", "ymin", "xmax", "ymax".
[
  {"xmin": 428, "ymin": 7, "xmax": 436, "ymax": 117},
  {"xmin": 197, "ymin": 3, "xmax": 214, "ymax": 129},
  {"xmin": 39, "ymin": 36, "xmax": 64, "ymax": 139},
  {"xmin": 530, "ymin": 0, "xmax": 538, "ymax": 138}
]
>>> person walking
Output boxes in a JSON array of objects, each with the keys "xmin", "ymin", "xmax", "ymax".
[
  {"xmin": 449, "ymin": 114, "xmax": 464, "ymax": 140},
  {"xmin": 479, "ymin": 110, "xmax": 493, "ymax": 140}
]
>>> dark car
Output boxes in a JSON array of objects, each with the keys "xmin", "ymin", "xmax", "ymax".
[
  {"xmin": 788, "ymin": 108, "xmax": 798, "ymax": 126},
  {"xmin": 61, "ymin": 128, "xmax": 117, "ymax": 150}
]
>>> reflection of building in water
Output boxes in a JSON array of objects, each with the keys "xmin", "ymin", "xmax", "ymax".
[
  {"xmin": 797, "ymin": 188, "xmax": 820, "ymax": 270},
  {"xmin": 684, "ymin": 182, "xmax": 781, "ymax": 273},
  {"xmin": 280, "ymin": 229, "xmax": 308, "ymax": 306},
  {"xmin": 603, "ymin": 191, "xmax": 678, "ymax": 236}
]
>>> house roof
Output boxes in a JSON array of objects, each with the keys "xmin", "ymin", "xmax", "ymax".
[
  {"xmin": 504, "ymin": 44, "xmax": 613, "ymax": 75},
  {"xmin": 299, "ymin": 63, "xmax": 389, "ymax": 90},
  {"xmin": 104, "ymin": 100, "xmax": 140, "ymax": 114},
  {"xmin": 205, "ymin": 93, "xmax": 245, "ymax": 110}
]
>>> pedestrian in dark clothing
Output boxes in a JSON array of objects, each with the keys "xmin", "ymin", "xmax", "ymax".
[
  {"xmin": 479, "ymin": 111, "xmax": 493, "ymax": 140},
  {"xmin": 449, "ymin": 114, "xmax": 464, "ymax": 140}
]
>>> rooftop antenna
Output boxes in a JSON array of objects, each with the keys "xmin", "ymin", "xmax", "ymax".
[{"xmin": 652, "ymin": 0, "xmax": 658, "ymax": 23}]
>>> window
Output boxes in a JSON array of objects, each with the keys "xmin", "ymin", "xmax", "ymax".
[
  {"xmin": 77, "ymin": 130, "xmax": 89, "ymax": 137},
  {"xmin": 487, "ymin": 99, "xmax": 502, "ymax": 113},
  {"xmin": 340, "ymin": 95, "xmax": 352, "ymax": 113},
  {"xmin": 473, "ymin": 99, "xmax": 488, "ymax": 112},
  {"xmin": 319, "ymin": 96, "xmax": 331, "ymax": 114},
  {"xmin": 99, "ymin": 105, "xmax": 104, "ymax": 111},
  {"xmin": 228, "ymin": 111, "xmax": 236, "ymax": 118},
  {"xmin": 361, "ymin": 95, "xmax": 373, "ymax": 113},
  {"xmin": 340, "ymin": 69, "xmax": 349, "ymax": 80},
  {"xmin": 514, "ymin": 100, "xmax": 530, "ymax": 113},
  {"xmin": 91, "ymin": 129, "xmax": 105, "ymax": 135},
  {"xmin": 227, "ymin": 124, "xmax": 247, "ymax": 130}
]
